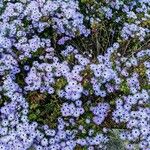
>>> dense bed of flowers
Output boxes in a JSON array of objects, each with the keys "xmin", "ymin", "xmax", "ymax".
[{"xmin": 0, "ymin": 0, "xmax": 150, "ymax": 150}]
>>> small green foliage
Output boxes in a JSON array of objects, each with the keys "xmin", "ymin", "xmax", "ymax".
[
  {"xmin": 120, "ymin": 80, "xmax": 130, "ymax": 95},
  {"xmin": 66, "ymin": 54, "xmax": 75, "ymax": 63},
  {"xmin": 31, "ymin": 48, "xmax": 45, "ymax": 57},
  {"xmin": 29, "ymin": 113, "xmax": 37, "ymax": 121},
  {"xmin": 134, "ymin": 63, "xmax": 146, "ymax": 77},
  {"xmin": 20, "ymin": 48, "xmax": 44, "ymax": 65},
  {"xmin": 54, "ymin": 77, "xmax": 67, "ymax": 90},
  {"xmin": 82, "ymin": 79, "xmax": 93, "ymax": 94},
  {"xmin": 27, "ymin": 146, "xmax": 35, "ymax": 150},
  {"xmin": 0, "ymin": 95, "xmax": 10, "ymax": 107},
  {"xmin": 16, "ymin": 73, "xmax": 25, "ymax": 87},
  {"xmin": 110, "ymin": 99, "xmax": 115, "ymax": 106},
  {"xmin": 142, "ymin": 84, "xmax": 150, "ymax": 90},
  {"xmin": 75, "ymin": 145, "xmax": 87, "ymax": 150},
  {"xmin": 141, "ymin": 20, "xmax": 150, "ymax": 28},
  {"xmin": 81, "ymin": 0, "xmax": 89, "ymax": 3},
  {"xmin": 81, "ymin": 67, "xmax": 94, "ymax": 94},
  {"xmin": 107, "ymin": 130, "xmax": 125, "ymax": 150},
  {"xmin": 23, "ymin": 19, "xmax": 30, "ymax": 28},
  {"xmin": 27, "ymin": 92, "xmax": 61, "ymax": 128}
]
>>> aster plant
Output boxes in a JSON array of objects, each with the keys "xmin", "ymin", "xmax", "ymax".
[{"xmin": 0, "ymin": 0, "xmax": 150, "ymax": 150}]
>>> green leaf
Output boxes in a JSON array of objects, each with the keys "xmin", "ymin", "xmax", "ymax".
[
  {"xmin": 107, "ymin": 130, "xmax": 125, "ymax": 150},
  {"xmin": 29, "ymin": 114, "xmax": 37, "ymax": 121}
]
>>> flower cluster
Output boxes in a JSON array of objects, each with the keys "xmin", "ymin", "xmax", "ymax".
[
  {"xmin": 0, "ymin": 0, "xmax": 150, "ymax": 150},
  {"xmin": 83, "ymin": 0, "xmax": 150, "ymax": 41},
  {"xmin": 0, "ymin": 0, "xmax": 90, "ymax": 60},
  {"xmin": 0, "ymin": 54, "xmax": 19, "ymax": 77},
  {"xmin": 24, "ymin": 43, "xmax": 121, "ymax": 101},
  {"xmin": 113, "ymin": 90, "xmax": 150, "ymax": 149},
  {"xmin": 61, "ymin": 102, "xmax": 84, "ymax": 117},
  {"xmin": 90, "ymin": 103, "xmax": 110, "ymax": 125},
  {"xmin": 121, "ymin": 23, "xmax": 149, "ymax": 41}
]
